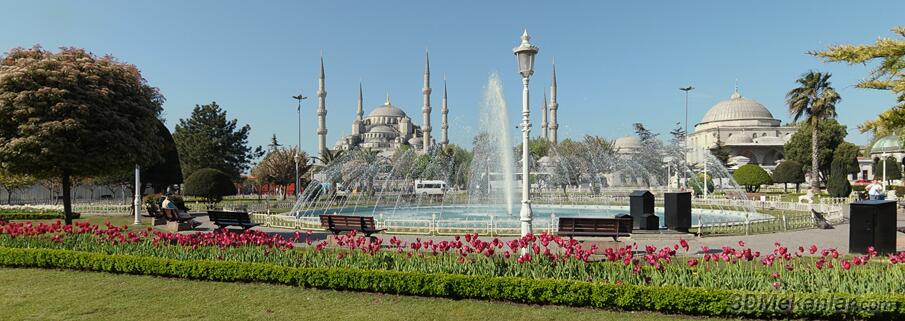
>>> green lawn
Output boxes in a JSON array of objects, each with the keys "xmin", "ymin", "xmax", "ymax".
[{"xmin": 0, "ymin": 268, "xmax": 748, "ymax": 321}]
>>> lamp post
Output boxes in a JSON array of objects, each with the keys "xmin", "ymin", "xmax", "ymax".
[
  {"xmin": 513, "ymin": 30, "xmax": 539, "ymax": 237},
  {"xmin": 292, "ymin": 93, "xmax": 308, "ymax": 198},
  {"xmin": 679, "ymin": 86, "xmax": 694, "ymax": 188},
  {"xmin": 133, "ymin": 165, "xmax": 141, "ymax": 225},
  {"xmin": 882, "ymin": 152, "xmax": 889, "ymax": 188}
]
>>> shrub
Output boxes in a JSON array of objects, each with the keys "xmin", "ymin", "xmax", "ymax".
[
  {"xmin": 874, "ymin": 156, "xmax": 903, "ymax": 183},
  {"xmin": 827, "ymin": 158, "xmax": 852, "ymax": 198},
  {"xmin": 689, "ymin": 172, "xmax": 714, "ymax": 195},
  {"xmin": 772, "ymin": 160, "xmax": 805, "ymax": 193},
  {"xmin": 0, "ymin": 212, "xmax": 78, "ymax": 220},
  {"xmin": 733, "ymin": 164, "xmax": 772, "ymax": 193},
  {"xmin": 183, "ymin": 168, "xmax": 235, "ymax": 203}
]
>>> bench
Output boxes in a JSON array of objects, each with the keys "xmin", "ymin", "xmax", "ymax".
[
  {"xmin": 319, "ymin": 214, "xmax": 385, "ymax": 237},
  {"xmin": 208, "ymin": 210, "xmax": 260, "ymax": 230},
  {"xmin": 557, "ymin": 217, "xmax": 632, "ymax": 241}
]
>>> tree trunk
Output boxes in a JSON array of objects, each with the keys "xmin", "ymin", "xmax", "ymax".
[
  {"xmin": 811, "ymin": 120, "xmax": 820, "ymax": 195},
  {"xmin": 62, "ymin": 171, "xmax": 73, "ymax": 225}
]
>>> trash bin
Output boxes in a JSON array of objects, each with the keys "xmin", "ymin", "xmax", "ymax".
[
  {"xmin": 630, "ymin": 190, "xmax": 654, "ymax": 229},
  {"xmin": 849, "ymin": 200, "xmax": 896, "ymax": 254},
  {"xmin": 664, "ymin": 192, "xmax": 691, "ymax": 232}
]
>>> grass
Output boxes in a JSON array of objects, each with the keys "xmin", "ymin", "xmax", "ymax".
[{"xmin": 0, "ymin": 268, "xmax": 748, "ymax": 321}]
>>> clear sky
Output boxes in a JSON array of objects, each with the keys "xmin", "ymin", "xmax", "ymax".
[{"xmin": 2, "ymin": 1, "xmax": 903, "ymax": 155}]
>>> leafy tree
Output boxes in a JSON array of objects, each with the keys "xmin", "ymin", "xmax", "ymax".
[
  {"xmin": 874, "ymin": 156, "xmax": 902, "ymax": 184},
  {"xmin": 733, "ymin": 164, "xmax": 772, "ymax": 193},
  {"xmin": 251, "ymin": 146, "xmax": 310, "ymax": 199},
  {"xmin": 786, "ymin": 71, "xmax": 841, "ymax": 195},
  {"xmin": 173, "ymin": 102, "xmax": 263, "ymax": 181},
  {"xmin": 814, "ymin": 26, "xmax": 905, "ymax": 136},
  {"xmin": 0, "ymin": 170, "xmax": 36, "ymax": 204},
  {"xmin": 783, "ymin": 119, "xmax": 847, "ymax": 184},
  {"xmin": 827, "ymin": 158, "xmax": 852, "ymax": 197},
  {"xmin": 142, "ymin": 121, "xmax": 183, "ymax": 192},
  {"xmin": 183, "ymin": 168, "xmax": 235, "ymax": 203},
  {"xmin": 833, "ymin": 142, "xmax": 861, "ymax": 177},
  {"xmin": 0, "ymin": 46, "xmax": 164, "ymax": 224},
  {"xmin": 772, "ymin": 160, "xmax": 805, "ymax": 193},
  {"xmin": 710, "ymin": 137, "xmax": 732, "ymax": 167}
]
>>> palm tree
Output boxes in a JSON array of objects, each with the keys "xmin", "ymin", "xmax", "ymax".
[{"xmin": 786, "ymin": 71, "xmax": 841, "ymax": 196}]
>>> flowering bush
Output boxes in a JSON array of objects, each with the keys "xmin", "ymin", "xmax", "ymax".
[{"xmin": 2, "ymin": 220, "xmax": 905, "ymax": 295}]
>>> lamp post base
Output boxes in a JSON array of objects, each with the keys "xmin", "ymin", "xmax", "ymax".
[{"xmin": 519, "ymin": 201, "xmax": 533, "ymax": 237}]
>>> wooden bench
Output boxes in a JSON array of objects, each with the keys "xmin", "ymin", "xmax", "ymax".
[
  {"xmin": 557, "ymin": 217, "xmax": 632, "ymax": 241},
  {"xmin": 319, "ymin": 214, "xmax": 385, "ymax": 237},
  {"xmin": 208, "ymin": 210, "xmax": 260, "ymax": 230}
]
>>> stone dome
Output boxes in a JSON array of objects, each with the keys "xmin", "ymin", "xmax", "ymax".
[
  {"xmin": 614, "ymin": 136, "xmax": 641, "ymax": 153},
  {"xmin": 408, "ymin": 137, "xmax": 423, "ymax": 146},
  {"xmin": 871, "ymin": 134, "xmax": 903, "ymax": 153},
  {"xmin": 699, "ymin": 90, "xmax": 775, "ymax": 125},
  {"xmin": 368, "ymin": 96, "xmax": 407, "ymax": 118},
  {"xmin": 369, "ymin": 125, "xmax": 397, "ymax": 134}
]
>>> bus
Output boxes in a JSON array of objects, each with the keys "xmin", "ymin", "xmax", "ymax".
[{"xmin": 414, "ymin": 180, "xmax": 447, "ymax": 195}]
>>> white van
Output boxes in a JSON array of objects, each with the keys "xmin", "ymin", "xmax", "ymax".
[{"xmin": 414, "ymin": 180, "xmax": 447, "ymax": 195}]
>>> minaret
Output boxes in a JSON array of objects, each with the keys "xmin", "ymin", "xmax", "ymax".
[
  {"xmin": 316, "ymin": 52, "xmax": 328, "ymax": 159},
  {"xmin": 541, "ymin": 89, "xmax": 548, "ymax": 140},
  {"xmin": 549, "ymin": 60, "xmax": 559, "ymax": 145},
  {"xmin": 421, "ymin": 50, "xmax": 432, "ymax": 152},
  {"xmin": 440, "ymin": 76, "xmax": 449, "ymax": 147},
  {"xmin": 356, "ymin": 82, "xmax": 364, "ymax": 122}
]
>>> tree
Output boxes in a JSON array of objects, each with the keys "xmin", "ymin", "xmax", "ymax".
[
  {"xmin": 0, "ymin": 170, "xmax": 36, "ymax": 204},
  {"xmin": 833, "ymin": 142, "xmax": 861, "ymax": 177},
  {"xmin": 173, "ymin": 102, "xmax": 263, "ymax": 181},
  {"xmin": 183, "ymin": 168, "xmax": 235, "ymax": 203},
  {"xmin": 827, "ymin": 158, "xmax": 852, "ymax": 198},
  {"xmin": 689, "ymin": 172, "xmax": 714, "ymax": 195},
  {"xmin": 142, "ymin": 121, "xmax": 183, "ymax": 192},
  {"xmin": 814, "ymin": 26, "xmax": 905, "ymax": 136},
  {"xmin": 783, "ymin": 119, "xmax": 847, "ymax": 184},
  {"xmin": 733, "ymin": 164, "xmax": 772, "ymax": 193},
  {"xmin": 710, "ymin": 137, "xmax": 732, "ymax": 167},
  {"xmin": 0, "ymin": 46, "xmax": 164, "ymax": 224},
  {"xmin": 633, "ymin": 123, "xmax": 666, "ymax": 186},
  {"xmin": 874, "ymin": 156, "xmax": 902, "ymax": 184},
  {"xmin": 772, "ymin": 160, "xmax": 805, "ymax": 193},
  {"xmin": 251, "ymin": 146, "xmax": 310, "ymax": 199},
  {"xmin": 786, "ymin": 71, "xmax": 841, "ymax": 196}
]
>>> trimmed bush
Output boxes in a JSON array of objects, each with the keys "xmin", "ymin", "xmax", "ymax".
[
  {"xmin": 772, "ymin": 160, "xmax": 805, "ymax": 193},
  {"xmin": 733, "ymin": 164, "xmax": 772, "ymax": 193},
  {"xmin": 827, "ymin": 158, "xmax": 852, "ymax": 198},
  {"xmin": 183, "ymin": 168, "xmax": 235, "ymax": 203},
  {"xmin": 0, "ymin": 212, "xmax": 77, "ymax": 220}
]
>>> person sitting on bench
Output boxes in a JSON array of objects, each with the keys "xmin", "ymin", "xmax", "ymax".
[{"xmin": 163, "ymin": 194, "xmax": 201, "ymax": 228}]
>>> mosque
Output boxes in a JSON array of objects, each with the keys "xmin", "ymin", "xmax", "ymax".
[
  {"xmin": 331, "ymin": 53, "xmax": 445, "ymax": 155},
  {"xmin": 687, "ymin": 87, "xmax": 797, "ymax": 170}
]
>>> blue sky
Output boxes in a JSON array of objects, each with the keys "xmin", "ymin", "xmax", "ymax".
[{"xmin": 2, "ymin": 1, "xmax": 903, "ymax": 155}]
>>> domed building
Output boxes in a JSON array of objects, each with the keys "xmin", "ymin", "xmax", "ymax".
[
  {"xmin": 688, "ymin": 88, "xmax": 796, "ymax": 170},
  {"xmin": 613, "ymin": 136, "xmax": 642, "ymax": 155},
  {"xmin": 335, "ymin": 95, "xmax": 424, "ymax": 153},
  {"xmin": 858, "ymin": 134, "xmax": 905, "ymax": 181}
]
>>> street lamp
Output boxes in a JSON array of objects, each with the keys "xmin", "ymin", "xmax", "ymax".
[
  {"xmin": 882, "ymin": 152, "xmax": 889, "ymax": 189},
  {"xmin": 679, "ymin": 86, "xmax": 694, "ymax": 188},
  {"xmin": 513, "ymin": 30, "xmax": 539, "ymax": 237},
  {"xmin": 293, "ymin": 93, "xmax": 308, "ymax": 198}
]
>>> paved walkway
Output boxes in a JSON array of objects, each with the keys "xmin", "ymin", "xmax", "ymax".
[{"xmin": 178, "ymin": 213, "xmax": 905, "ymax": 256}]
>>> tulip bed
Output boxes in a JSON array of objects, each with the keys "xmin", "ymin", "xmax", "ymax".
[{"xmin": 2, "ymin": 220, "xmax": 905, "ymax": 319}]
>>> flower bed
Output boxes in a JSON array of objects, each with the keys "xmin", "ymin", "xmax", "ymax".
[
  {"xmin": 0, "ymin": 208, "xmax": 72, "ymax": 220},
  {"xmin": 2, "ymin": 220, "xmax": 905, "ymax": 296}
]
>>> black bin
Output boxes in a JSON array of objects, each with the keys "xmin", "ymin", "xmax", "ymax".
[
  {"xmin": 637, "ymin": 213, "xmax": 659, "ymax": 230},
  {"xmin": 849, "ymin": 200, "xmax": 896, "ymax": 254},
  {"xmin": 630, "ymin": 190, "xmax": 655, "ymax": 229},
  {"xmin": 664, "ymin": 192, "xmax": 692, "ymax": 232}
]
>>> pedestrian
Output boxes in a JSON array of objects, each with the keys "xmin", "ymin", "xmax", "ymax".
[{"xmin": 867, "ymin": 179, "xmax": 885, "ymax": 200}]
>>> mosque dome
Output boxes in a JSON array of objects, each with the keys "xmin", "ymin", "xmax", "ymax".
[
  {"xmin": 699, "ymin": 90, "xmax": 775, "ymax": 125},
  {"xmin": 871, "ymin": 134, "xmax": 903, "ymax": 153},
  {"xmin": 369, "ymin": 125, "xmax": 397, "ymax": 134},
  {"xmin": 368, "ymin": 95, "xmax": 407, "ymax": 118},
  {"xmin": 614, "ymin": 136, "xmax": 641, "ymax": 153},
  {"xmin": 408, "ymin": 137, "xmax": 423, "ymax": 146}
]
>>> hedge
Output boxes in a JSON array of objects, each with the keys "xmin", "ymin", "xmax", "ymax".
[
  {"xmin": 0, "ymin": 212, "xmax": 77, "ymax": 220},
  {"xmin": 0, "ymin": 247, "xmax": 903, "ymax": 320}
]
